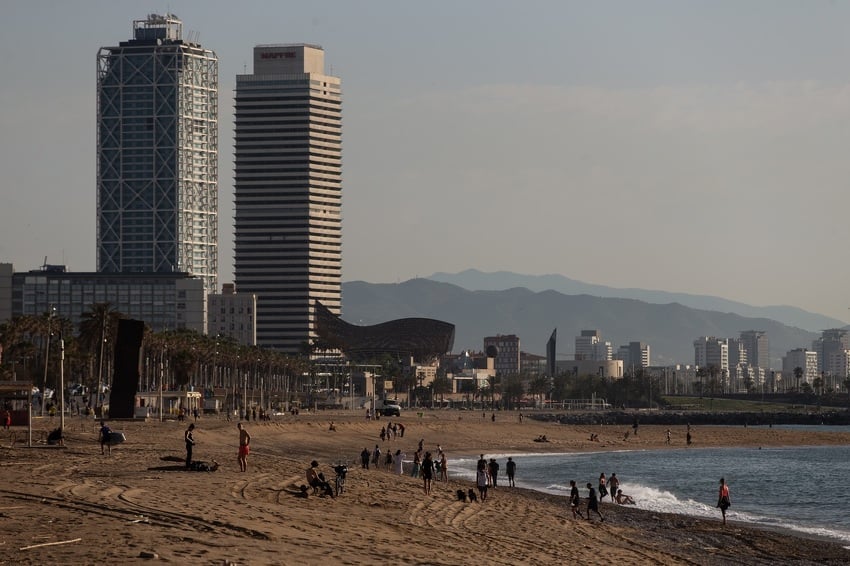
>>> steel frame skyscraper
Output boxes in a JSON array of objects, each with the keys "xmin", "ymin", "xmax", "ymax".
[
  {"xmin": 97, "ymin": 14, "xmax": 218, "ymax": 293},
  {"xmin": 234, "ymin": 44, "xmax": 342, "ymax": 352}
]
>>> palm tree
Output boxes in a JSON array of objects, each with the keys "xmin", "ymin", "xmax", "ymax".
[
  {"xmin": 78, "ymin": 303, "xmax": 124, "ymax": 408},
  {"xmin": 793, "ymin": 366, "xmax": 803, "ymax": 393}
]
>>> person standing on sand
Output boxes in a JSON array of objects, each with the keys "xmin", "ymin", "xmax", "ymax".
[
  {"xmin": 488, "ymin": 458, "xmax": 500, "ymax": 488},
  {"xmin": 598, "ymin": 473, "xmax": 608, "ymax": 501},
  {"xmin": 476, "ymin": 464, "xmax": 489, "ymax": 502},
  {"xmin": 506, "ymin": 457, "xmax": 516, "ymax": 487},
  {"xmin": 717, "ymin": 477, "xmax": 731, "ymax": 525},
  {"xmin": 439, "ymin": 452, "xmax": 448, "ymax": 482},
  {"xmin": 608, "ymin": 473, "xmax": 619, "ymax": 503},
  {"xmin": 185, "ymin": 423, "xmax": 195, "ymax": 468},
  {"xmin": 569, "ymin": 480, "xmax": 581, "ymax": 519},
  {"xmin": 237, "ymin": 422, "xmax": 251, "ymax": 472},
  {"xmin": 373, "ymin": 444, "xmax": 381, "ymax": 467},
  {"xmin": 393, "ymin": 449, "xmax": 406, "ymax": 475},
  {"xmin": 411, "ymin": 450, "xmax": 421, "ymax": 478},
  {"xmin": 360, "ymin": 447, "xmax": 370, "ymax": 469},
  {"xmin": 421, "ymin": 452, "xmax": 435, "ymax": 495},
  {"xmin": 585, "ymin": 483, "xmax": 604, "ymax": 521}
]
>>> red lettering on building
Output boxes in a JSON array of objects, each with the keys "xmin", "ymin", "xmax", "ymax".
[{"xmin": 260, "ymin": 52, "xmax": 297, "ymax": 60}]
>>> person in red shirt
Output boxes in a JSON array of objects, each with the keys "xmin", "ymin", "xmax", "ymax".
[{"xmin": 717, "ymin": 477, "xmax": 731, "ymax": 525}]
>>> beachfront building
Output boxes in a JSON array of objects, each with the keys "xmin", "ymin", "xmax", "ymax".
[
  {"xmin": 233, "ymin": 44, "xmax": 342, "ymax": 353},
  {"xmin": 96, "ymin": 14, "xmax": 219, "ymax": 293},
  {"xmin": 483, "ymin": 335, "xmax": 521, "ymax": 377},
  {"xmin": 207, "ymin": 283, "xmax": 257, "ymax": 346},
  {"xmin": 3, "ymin": 263, "xmax": 205, "ymax": 333}
]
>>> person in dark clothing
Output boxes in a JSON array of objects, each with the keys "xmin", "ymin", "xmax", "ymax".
[
  {"xmin": 360, "ymin": 447, "xmax": 371, "ymax": 469},
  {"xmin": 185, "ymin": 424, "xmax": 195, "ymax": 468},
  {"xmin": 506, "ymin": 457, "xmax": 516, "ymax": 487},
  {"xmin": 569, "ymin": 480, "xmax": 581, "ymax": 519},
  {"xmin": 585, "ymin": 483, "xmax": 604, "ymax": 521}
]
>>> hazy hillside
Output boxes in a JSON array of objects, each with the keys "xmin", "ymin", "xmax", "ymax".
[
  {"xmin": 427, "ymin": 269, "xmax": 847, "ymax": 333},
  {"xmin": 342, "ymin": 278, "xmax": 818, "ymax": 366}
]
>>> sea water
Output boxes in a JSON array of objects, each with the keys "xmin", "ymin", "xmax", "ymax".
[{"xmin": 451, "ymin": 437, "xmax": 850, "ymax": 544}]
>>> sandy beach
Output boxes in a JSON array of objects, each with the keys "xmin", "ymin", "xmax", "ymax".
[{"xmin": 2, "ymin": 411, "xmax": 850, "ymax": 565}]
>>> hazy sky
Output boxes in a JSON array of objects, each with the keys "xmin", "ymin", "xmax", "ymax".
[{"xmin": 2, "ymin": 1, "xmax": 850, "ymax": 324}]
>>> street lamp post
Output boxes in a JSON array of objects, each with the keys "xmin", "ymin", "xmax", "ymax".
[{"xmin": 41, "ymin": 306, "xmax": 56, "ymax": 416}]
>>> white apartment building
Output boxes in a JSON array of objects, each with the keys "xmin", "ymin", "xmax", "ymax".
[
  {"xmin": 782, "ymin": 348, "xmax": 818, "ymax": 384},
  {"xmin": 207, "ymin": 283, "xmax": 257, "ymax": 346},
  {"xmin": 234, "ymin": 44, "xmax": 342, "ymax": 352}
]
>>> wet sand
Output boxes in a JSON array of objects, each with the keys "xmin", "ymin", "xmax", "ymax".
[{"xmin": 2, "ymin": 411, "xmax": 850, "ymax": 565}]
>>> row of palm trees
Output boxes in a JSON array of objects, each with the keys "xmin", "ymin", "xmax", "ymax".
[{"xmin": 0, "ymin": 303, "xmax": 309, "ymax": 410}]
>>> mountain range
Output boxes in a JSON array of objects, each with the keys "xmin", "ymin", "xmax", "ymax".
[
  {"xmin": 427, "ymin": 269, "xmax": 847, "ymax": 332},
  {"xmin": 340, "ymin": 275, "xmax": 828, "ymax": 367}
]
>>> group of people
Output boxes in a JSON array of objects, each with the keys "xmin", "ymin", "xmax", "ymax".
[
  {"xmin": 568, "ymin": 472, "xmax": 637, "ymax": 522},
  {"xmin": 378, "ymin": 421, "xmax": 405, "ymax": 441}
]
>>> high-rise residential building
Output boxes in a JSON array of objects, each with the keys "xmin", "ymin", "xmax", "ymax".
[
  {"xmin": 782, "ymin": 348, "xmax": 818, "ymax": 385},
  {"xmin": 617, "ymin": 341, "xmax": 651, "ymax": 370},
  {"xmin": 484, "ymin": 335, "xmax": 521, "ymax": 377},
  {"xmin": 96, "ymin": 14, "xmax": 219, "ymax": 293},
  {"xmin": 234, "ymin": 44, "xmax": 342, "ymax": 352},
  {"xmin": 693, "ymin": 337, "xmax": 729, "ymax": 371},
  {"xmin": 739, "ymin": 330, "xmax": 769, "ymax": 369},
  {"xmin": 812, "ymin": 329, "xmax": 850, "ymax": 374}
]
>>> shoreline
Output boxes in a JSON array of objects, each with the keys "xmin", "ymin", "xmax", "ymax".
[{"xmin": 2, "ymin": 411, "xmax": 850, "ymax": 564}]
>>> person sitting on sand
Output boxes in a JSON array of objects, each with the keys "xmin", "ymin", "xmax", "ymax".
[
  {"xmin": 306, "ymin": 460, "xmax": 334, "ymax": 497},
  {"xmin": 615, "ymin": 489, "xmax": 636, "ymax": 505}
]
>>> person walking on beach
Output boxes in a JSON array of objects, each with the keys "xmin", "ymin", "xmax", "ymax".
[
  {"xmin": 585, "ymin": 483, "xmax": 604, "ymax": 522},
  {"xmin": 184, "ymin": 423, "xmax": 195, "ymax": 468},
  {"xmin": 476, "ymin": 464, "xmax": 490, "ymax": 502},
  {"xmin": 717, "ymin": 477, "xmax": 731, "ymax": 525},
  {"xmin": 608, "ymin": 473, "xmax": 620, "ymax": 503},
  {"xmin": 488, "ymin": 458, "xmax": 500, "ymax": 488},
  {"xmin": 421, "ymin": 452, "xmax": 435, "ymax": 495},
  {"xmin": 237, "ymin": 422, "xmax": 251, "ymax": 472},
  {"xmin": 598, "ymin": 473, "xmax": 608, "ymax": 501},
  {"xmin": 506, "ymin": 457, "xmax": 516, "ymax": 487},
  {"xmin": 360, "ymin": 447, "xmax": 370, "ymax": 469},
  {"xmin": 373, "ymin": 444, "xmax": 381, "ymax": 467},
  {"xmin": 569, "ymin": 480, "xmax": 581, "ymax": 519},
  {"xmin": 439, "ymin": 452, "xmax": 448, "ymax": 482}
]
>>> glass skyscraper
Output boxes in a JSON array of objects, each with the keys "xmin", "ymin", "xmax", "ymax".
[
  {"xmin": 234, "ymin": 44, "xmax": 342, "ymax": 353},
  {"xmin": 96, "ymin": 14, "xmax": 218, "ymax": 293}
]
